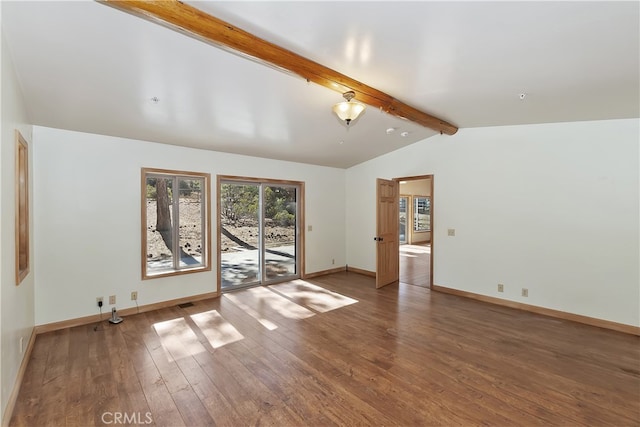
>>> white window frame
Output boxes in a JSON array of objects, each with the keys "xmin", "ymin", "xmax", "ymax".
[{"xmin": 413, "ymin": 196, "xmax": 431, "ymax": 232}]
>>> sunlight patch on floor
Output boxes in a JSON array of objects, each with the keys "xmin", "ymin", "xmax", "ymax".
[
  {"xmin": 151, "ymin": 280, "xmax": 360, "ymax": 359},
  {"xmin": 400, "ymin": 245, "xmax": 430, "ymax": 254},
  {"xmin": 269, "ymin": 280, "xmax": 358, "ymax": 313},
  {"xmin": 223, "ymin": 293, "xmax": 279, "ymax": 330},
  {"xmin": 153, "ymin": 317, "xmax": 205, "ymax": 361},
  {"xmin": 246, "ymin": 286, "xmax": 315, "ymax": 319},
  {"xmin": 190, "ymin": 310, "xmax": 244, "ymax": 349}
]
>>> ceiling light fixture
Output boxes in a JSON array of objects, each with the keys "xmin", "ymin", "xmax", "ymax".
[{"xmin": 333, "ymin": 91, "xmax": 366, "ymax": 126}]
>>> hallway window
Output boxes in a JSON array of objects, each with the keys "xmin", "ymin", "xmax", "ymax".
[{"xmin": 413, "ymin": 196, "xmax": 431, "ymax": 232}]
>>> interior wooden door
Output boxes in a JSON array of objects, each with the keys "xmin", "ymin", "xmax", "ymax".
[{"xmin": 375, "ymin": 178, "xmax": 399, "ymax": 288}]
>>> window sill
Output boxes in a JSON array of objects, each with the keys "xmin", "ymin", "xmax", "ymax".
[{"xmin": 143, "ymin": 265, "xmax": 211, "ymax": 280}]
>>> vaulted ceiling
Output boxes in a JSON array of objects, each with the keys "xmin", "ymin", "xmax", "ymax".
[{"xmin": 2, "ymin": 1, "xmax": 638, "ymax": 168}]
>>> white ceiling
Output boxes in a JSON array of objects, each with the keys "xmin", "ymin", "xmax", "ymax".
[{"xmin": 2, "ymin": 1, "xmax": 638, "ymax": 168}]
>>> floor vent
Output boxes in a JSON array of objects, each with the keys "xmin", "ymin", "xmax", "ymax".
[{"xmin": 177, "ymin": 302, "xmax": 194, "ymax": 308}]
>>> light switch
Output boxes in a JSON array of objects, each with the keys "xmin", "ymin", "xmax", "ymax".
[
  {"xmin": 447, "ymin": 228, "xmax": 456, "ymax": 237},
  {"xmin": 308, "ymin": 225, "xmax": 312, "ymax": 232}
]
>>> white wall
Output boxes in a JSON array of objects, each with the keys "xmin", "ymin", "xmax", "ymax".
[
  {"xmin": 33, "ymin": 126, "xmax": 345, "ymax": 325},
  {"xmin": 346, "ymin": 119, "xmax": 640, "ymax": 327},
  {"xmin": 0, "ymin": 28, "xmax": 35, "ymax": 421},
  {"xmin": 400, "ymin": 179, "xmax": 431, "ymax": 197}
]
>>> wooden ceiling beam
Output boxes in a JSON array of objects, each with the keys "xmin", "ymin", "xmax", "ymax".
[{"xmin": 99, "ymin": 0, "xmax": 458, "ymax": 135}]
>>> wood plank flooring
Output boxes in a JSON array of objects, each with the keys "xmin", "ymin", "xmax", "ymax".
[
  {"xmin": 10, "ymin": 272, "xmax": 640, "ymax": 426},
  {"xmin": 400, "ymin": 243, "xmax": 430, "ymax": 288}
]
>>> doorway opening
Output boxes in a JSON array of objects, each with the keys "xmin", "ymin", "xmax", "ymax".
[
  {"xmin": 217, "ymin": 176, "xmax": 304, "ymax": 291},
  {"xmin": 397, "ymin": 175, "xmax": 433, "ymax": 289}
]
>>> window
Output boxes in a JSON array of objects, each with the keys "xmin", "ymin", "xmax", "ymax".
[
  {"xmin": 399, "ymin": 196, "xmax": 408, "ymax": 244},
  {"xmin": 142, "ymin": 168, "xmax": 211, "ymax": 279},
  {"xmin": 15, "ymin": 131, "xmax": 29, "ymax": 285},
  {"xmin": 413, "ymin": 196, "xmax": 431, "ymax": 232}
]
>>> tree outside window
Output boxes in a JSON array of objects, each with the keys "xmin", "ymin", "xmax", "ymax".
[{"xmin": 142, "ymin": 168, "xmax": 211, "ymax": 279}]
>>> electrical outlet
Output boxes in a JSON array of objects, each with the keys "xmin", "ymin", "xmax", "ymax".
[
  {"xmin": 131, "ymin": 291, "xmax": 138, "ymax": 301},
  {"xmin": 96, "ymin": 297, "xmax": 104, "ymax": 307},
  {"xmin": 109, "ymin": 295, "xmax": 116, "ymax": 305},
  {"xmin": 522, "ymin": 288, "xmax": 528, "ymax": 297},
  {"xmin": 308, "ymin": 225, "xmax": 313, "ymax": 232},
  {"xmin": 498, "ymin": 283, "xmax": 504, "ymax": 293},
  {"xmin": 447, "ymin": 228, "xmax": 456, "ymax": 237},
  {"xmin": 332, "ymin": 259, "xmax": 335, "ymax": 265}
]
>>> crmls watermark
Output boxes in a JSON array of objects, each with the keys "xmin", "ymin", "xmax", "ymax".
[{"xmin": 101, "ymin": 412, "xmax": 153, "ymax": 425}]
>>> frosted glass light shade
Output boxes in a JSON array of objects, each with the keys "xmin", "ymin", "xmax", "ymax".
[{"xmin": 332, "ymin": 100, "xmax": 366, "ymax": 125}]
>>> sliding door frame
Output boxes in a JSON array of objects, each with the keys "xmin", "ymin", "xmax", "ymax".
[{"xmin": 216, "ymin": 175, "xmax": 305, "ymax": 292}]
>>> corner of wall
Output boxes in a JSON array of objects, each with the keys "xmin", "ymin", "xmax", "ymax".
[{"xmin": 1, "ymin": 22, "xmax": 36, "ymax": 423}]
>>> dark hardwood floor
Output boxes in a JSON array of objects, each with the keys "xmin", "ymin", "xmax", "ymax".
[{"xmin": 11, "ymin": 272, "xmax": 640, "ymax": 426}]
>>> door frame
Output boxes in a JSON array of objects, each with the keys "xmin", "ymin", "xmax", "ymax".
[
  {"xmin": 393, "ymin": 174, "xmax": 434, "ymax": 290},
  {"xmin": 216, "ymin": 175, "xmax": 305, "ymax": 292}
]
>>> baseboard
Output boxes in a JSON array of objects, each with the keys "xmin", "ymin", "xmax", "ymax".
[
  {"xmin": 34, "ymin": 291, "xmax": 220, "ymax": 334},
  {"xmin": 303, "ymin": 266, "xmax": 346, "ymax": 279},
  {"xmin": 432, "ymin": 284, "xmax": 640, "ymax": 336},
  {"xmin": 346, "ymin": 265, "xmax": 376, "ymax": 277},
  {"xmin": 2, "ymin": 328, "xmax": 36, "ymax": 427}
]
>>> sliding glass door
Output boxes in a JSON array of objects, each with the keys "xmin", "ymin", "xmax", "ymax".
[
  {"xmin": 219, "ymin": 182, "xmax": 261, "ymax": 287},
  {"xmin": 219, "ymin": 178, "xmax": 301, "ymax": 290},
  {"xmin": 263, "ymin": 185, "xmax": 298, "ymax": 281}
]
